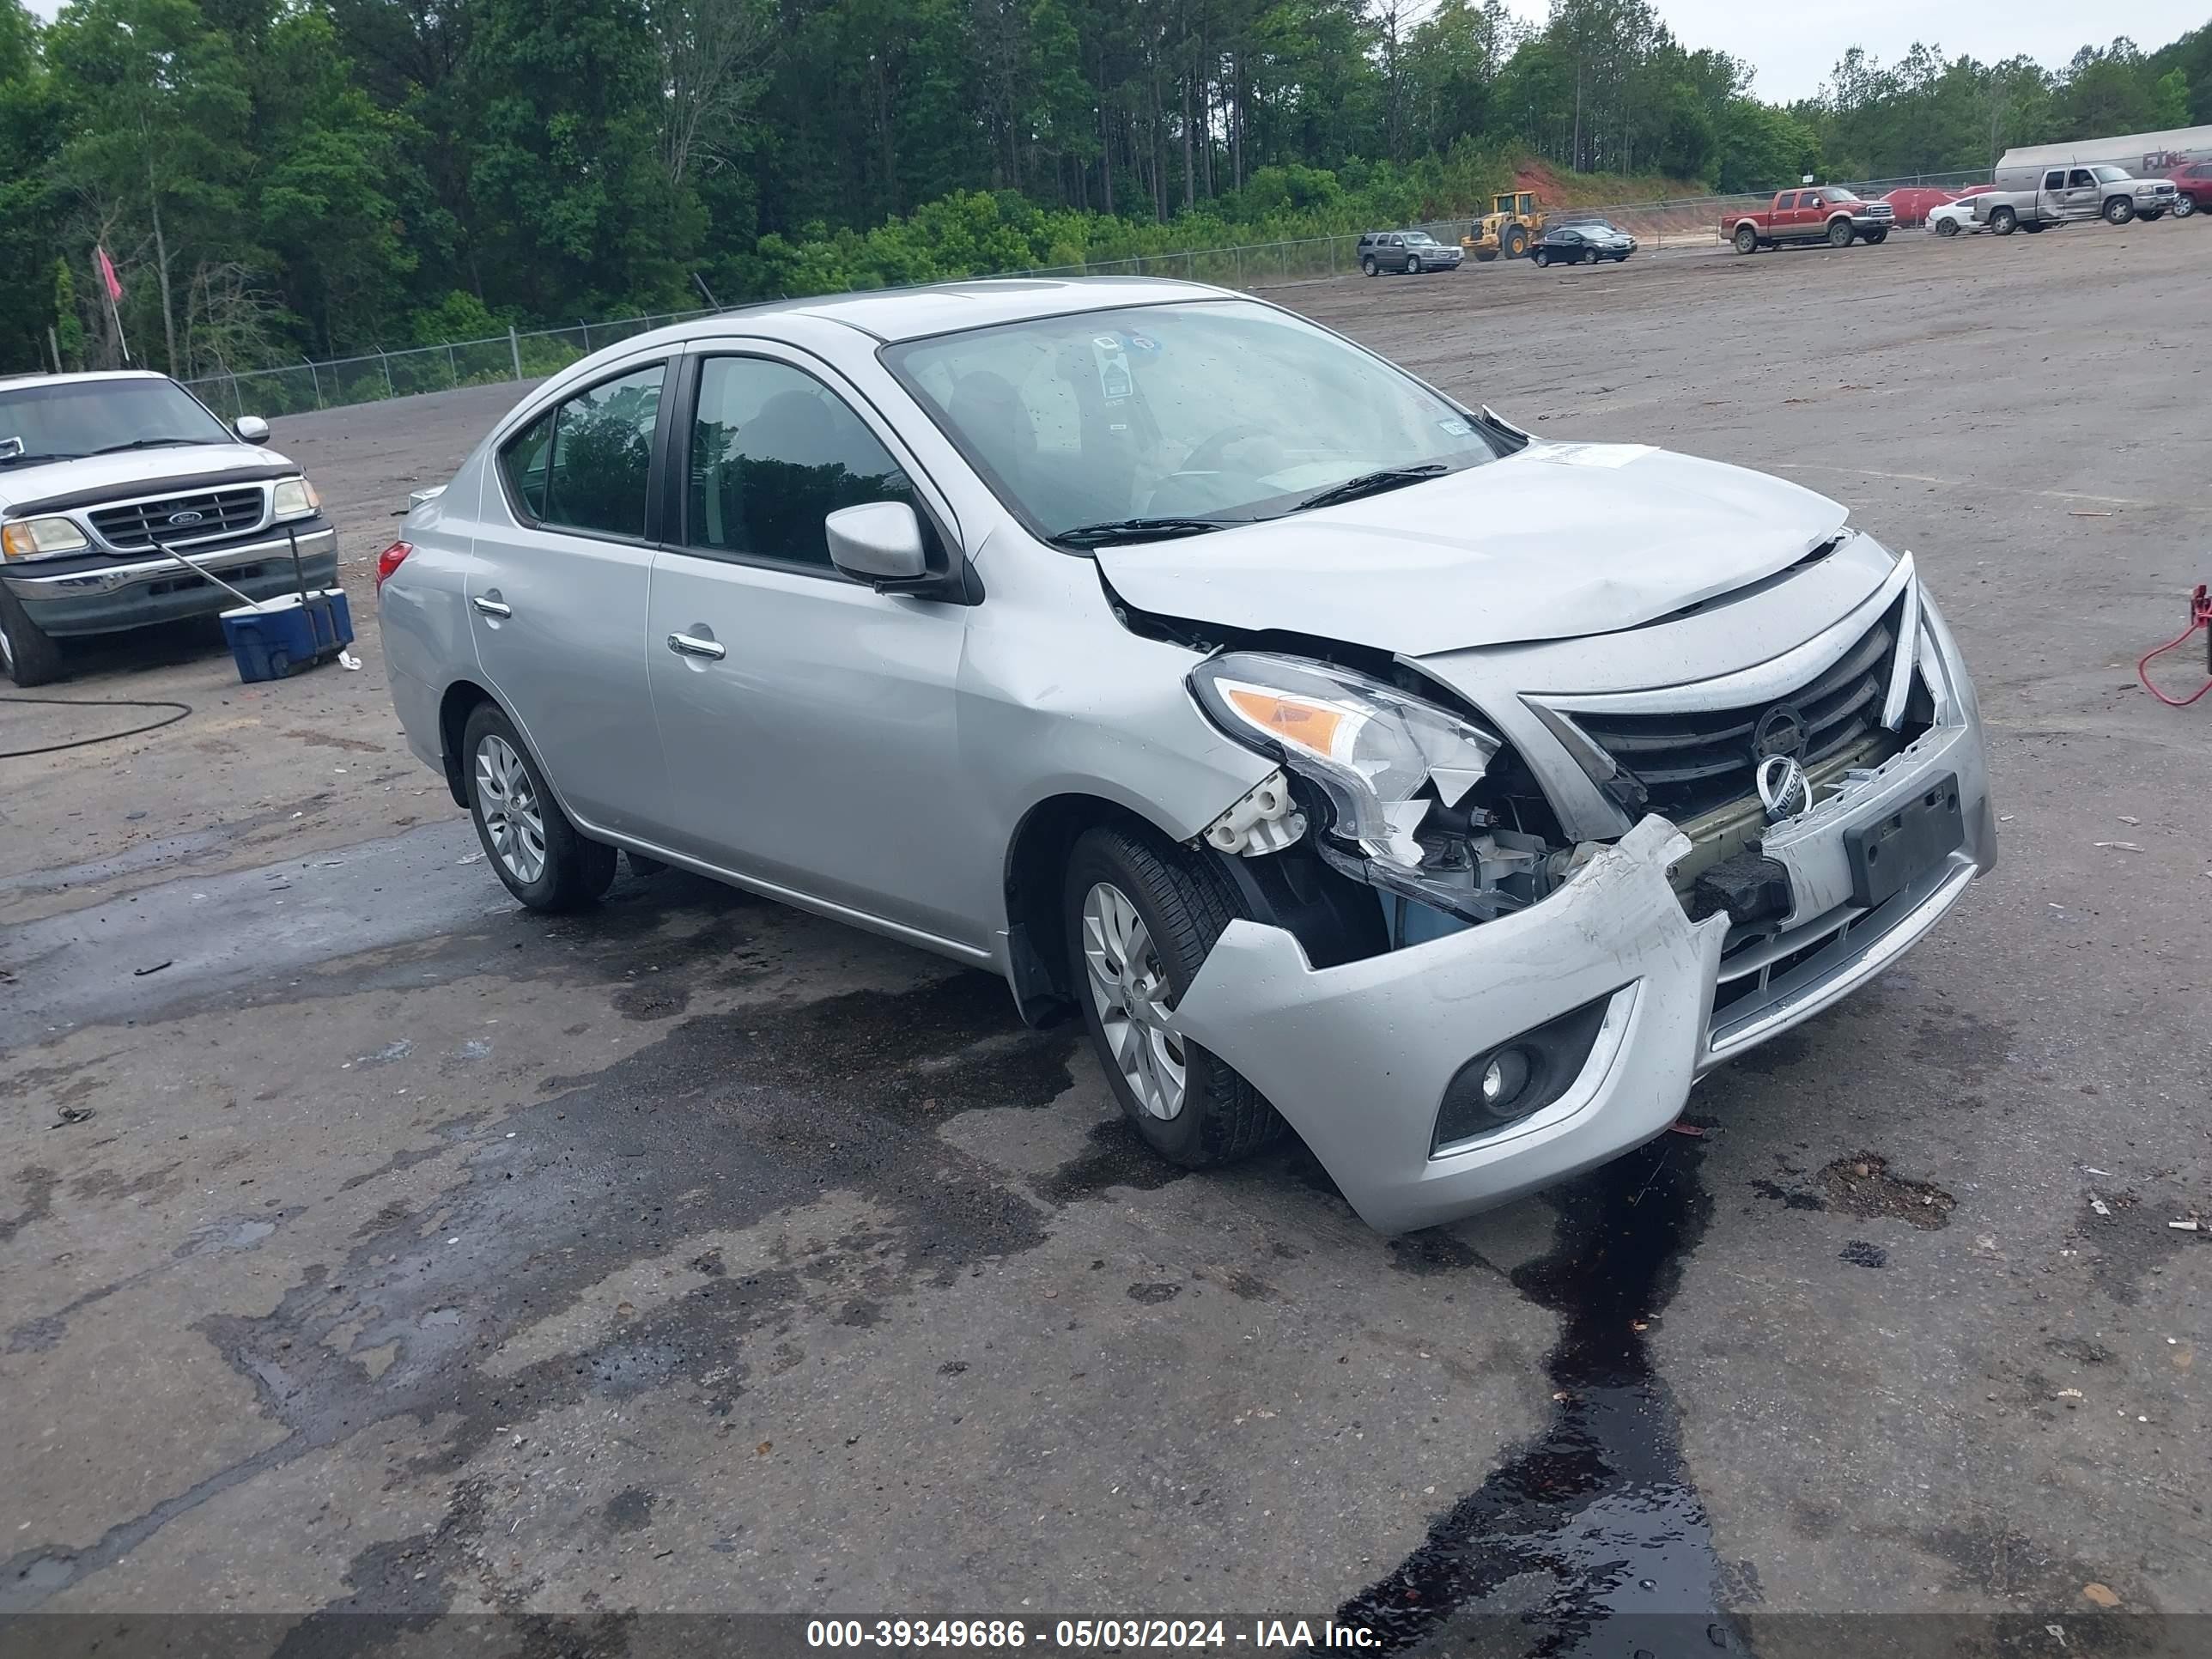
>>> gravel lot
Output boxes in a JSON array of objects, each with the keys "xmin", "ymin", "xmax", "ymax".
[{"xmin": 3, "ymin": 224, "xmax": 2209, "ymax": 1648}]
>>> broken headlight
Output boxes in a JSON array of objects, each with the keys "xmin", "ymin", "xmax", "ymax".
[{"xmin": 1188, "ymin": 652, "xmax": 1502, "ymax": 866}]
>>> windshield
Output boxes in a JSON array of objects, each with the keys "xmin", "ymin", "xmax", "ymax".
[
  {"xmin": 1821, "ymin": 188, "xmax": 1863, "ymax": 204},
  {"xmin": 1406, "ymin": 234, "xmax": 1438, "ymax": 246},
  {"xmin": 0, "ymin": 378, "xmax": 233, "ymax": 468},
  {"xmin": 881, "ymin": 300, "xmax": 1501, "ymax": 543},
  {"xmin": 2092, "ymin": 165, "xmax": 2130, "ymax": 183}
]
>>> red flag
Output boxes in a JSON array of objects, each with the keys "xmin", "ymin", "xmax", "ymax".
[{"xmin": 96, "ymin": 245, "xmax": 124, "ymax": 302}]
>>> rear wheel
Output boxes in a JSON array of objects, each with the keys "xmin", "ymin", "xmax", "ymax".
[
  {"xmin": 1361, "ymin": 256, "xmax": 1377, "ymax": 277},
  {"xmin": 1473, "ymin": 248, "xmax": 1498, "ymax": 263},
  {"xmin": 1502, "ymin": 225, "xmax": 1529, "ymax": 259},
  {"xmin": 1063, "ymin": 825, "xmax": 1283, "ymax": 1168},
  {"xmin": 0, "ymin": 587, "xmax": 67, "ymax": 688},
  {"xmin": 463, "ymin": 702, "xmax": 618, "ymax": 912},
  {"xmin": 1734, "ymin": 224, "xmax": 1759, "ymax": 255},
  {"xmin": 1827, "ymin": 217, "xmax": 1855, "ymax": 247},
  {"xmin": 2105, "ymin": 197, "xmax": 2134, "ymax": 225},
  {"xmin": 2176, "ymin": 193, "xmax": 2199, "ymax": 219},
  {"xmin": 1534, "ymin": 248, "xmax": 1551, "ymax": 267},
  {"xmin": 1990, "ymin": 206, "xmax": 2018, "ymax": 234},
  {"xmin": 1936, "ymin": 217, "xmax": 1960, "ymax": 237}
]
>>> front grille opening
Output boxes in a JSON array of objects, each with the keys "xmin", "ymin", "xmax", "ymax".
[
  {"xmin": 1577, "ymin": 595, "xmax": 1908, "ymax": 823},
  {"xmin": 91, "ymin": 488, "xmax": 265, "ymax": 551}
]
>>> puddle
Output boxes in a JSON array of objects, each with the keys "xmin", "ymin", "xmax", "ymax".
[{"xmin": 1337, "ymin": 1135, "xmax": 1743, "ymax": 1654}]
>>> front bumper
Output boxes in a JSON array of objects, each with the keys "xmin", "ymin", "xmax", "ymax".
[
  {"xmin": 1172, "ymin": 609, "xmax": 1994, "ymax": 1236},
  {"xmin": 2, "ymin": 524, "xmax": 338, "ymax": 637},
  {"xmin": 1850, "ymin": 212, "xmax": 1896, "ymax": 231}
]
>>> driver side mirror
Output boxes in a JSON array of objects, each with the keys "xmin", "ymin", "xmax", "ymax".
[{"xmin": 235, "ymin": 415, "xmax": 270, "ymax": 443}]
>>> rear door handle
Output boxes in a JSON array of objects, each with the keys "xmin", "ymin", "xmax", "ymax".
[
  {"xmin": 667, "ymin": 632, "xmax": 726, "ymax": 660},
  {"xmin": 471, "ymin": 596, "xmax": 511, "ymax": 618}
]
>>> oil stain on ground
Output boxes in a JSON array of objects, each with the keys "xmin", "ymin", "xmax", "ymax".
[{"xmin": 1335, "ymin": 1135, "xmax": 1747, "ymax": 1656}]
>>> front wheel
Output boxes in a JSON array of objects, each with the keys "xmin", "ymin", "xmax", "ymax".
[
  {"xmin": 1734, "ymin": 224, "xmax": 1759, "ymax": 255},
  {"xmin": 2175, "ymin": 193, "xmax": 2198, "ymax": 219},
  {"xmin": 1864, "ymin": 228, "xmax": 1888, "ymax": 244},
  {"xmin": 1613, "ymin": 251, "xmax": 1630, "ymax": 261},
  {"xmin": 0, "ymin": 586, "xmax": 68, "ymax": 688},
  {"xmin": 2138, "ymin": 209, "xmax": 2164, "ymax": 222},
  {"xmin": 1407, "ymin": 254, "xmax": 1423, "ymax": 274},
  {"xmin": 2105, "ymin": 198, "xmax": 2135, "ymax": 225},
  {"xmin": 463, "ymin": 702, "xmax": 618, "ymax": 912},
  {"xmin": 1063, "ymin": 825, "xmax": 1283, "ymax": 1168},
  {"xmin": 1827, "ymin": 217, "xmax": 1855, "ymax": 247}
]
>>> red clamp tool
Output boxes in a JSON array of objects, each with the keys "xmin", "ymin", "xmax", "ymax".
[{"xmin": 2138, "ymin": 583, "xmax": 2212, "ymax": 708}]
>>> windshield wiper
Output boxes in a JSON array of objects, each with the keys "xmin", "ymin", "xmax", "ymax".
[
  {"xmin": 0, "ymin": 450, "xmax": 76, "ymax": 468},
  {"xmin": 1296, "ymin": 464, "xmax": 1449, "ymax": 512},
  {"xmin": 1048, "ymin": 517, "xmax": 1243, "ymax": 549},
  {"xmin": 87, "ymin": 437, "xmax": 203, "ymax": 455}
]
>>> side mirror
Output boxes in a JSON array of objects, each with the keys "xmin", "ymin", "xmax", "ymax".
[
  {"xmin": 235, "ymin": 415, "xmax": 270, "ymax": 443},
  {"xmin": 826, "ymin": 501, "xmax": 928, "ymax": 586}
]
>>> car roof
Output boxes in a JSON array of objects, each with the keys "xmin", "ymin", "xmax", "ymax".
[
  {"xmin": 659, "ymin": 276, "xmax": 1234, "ymax": 348},
  {"xmin": 0, "ymin": 369, "xmax": 173, "ymax": 391}
]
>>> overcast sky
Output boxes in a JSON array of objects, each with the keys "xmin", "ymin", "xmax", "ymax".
[
  {"xmin": 18, "ymin": 0, "xmax": 2209, "ymax": 107},
  {"xmin": 1495, "ymin": 0, "xmax": 2209, "ymax": 103}
]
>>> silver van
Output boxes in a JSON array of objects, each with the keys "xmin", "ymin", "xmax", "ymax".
[{"xmin": 378, "ymin": 278, "xmax": 1995, "ymax": 1233}]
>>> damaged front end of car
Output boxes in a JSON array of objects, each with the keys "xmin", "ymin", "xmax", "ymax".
[{"xmin": 1161, "ymin": 550, "xmax": 1994, "ymax": 1234}]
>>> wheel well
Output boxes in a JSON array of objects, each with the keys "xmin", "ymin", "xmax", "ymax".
[
  {"xmin": 1002, "ymin": 793, "xmax": 1176, "ymax": 1027},
  {"xmin": 437, "ymin": 679, "xmax": 495, "ymax": 808}
]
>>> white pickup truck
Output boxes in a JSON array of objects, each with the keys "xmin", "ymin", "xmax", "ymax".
[{"xmin": 1978, "ymin": 161, "xmax": 2180, "ymax": 232}]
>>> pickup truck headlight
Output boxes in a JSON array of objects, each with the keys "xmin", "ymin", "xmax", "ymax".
[
  {"xmin": 1190, "ymin": 652, "xmax": 1502, "ymax": 866},
  {"xmin": 0, "ymin": 516, "xmax": 89, "ymax": 560},
  {"xmin": 270, "ymin": 477, "xmax": 321, "ymax": 521}
]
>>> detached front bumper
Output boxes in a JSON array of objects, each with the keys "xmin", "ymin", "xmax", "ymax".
[
  {"xmin": 3, "ymin": 523, "xmax": 339, "ymax": 638},
  {"xmin": 1172, "ymin": 607, "xmax": 1994, "ymax": 1236}
]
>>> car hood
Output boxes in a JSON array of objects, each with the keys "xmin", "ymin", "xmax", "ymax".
[
  {"xmin": 1094, "ymin": 442, "xmax": 1850, "ymax": 655},
  {"xmin": 0, "ymin": 443, "xmax": 292, "ymax": 514}
]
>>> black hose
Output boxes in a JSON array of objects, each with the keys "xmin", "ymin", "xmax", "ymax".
[{"xmin": 0, "ymin": 695, "xmax": 193, "ymax": 758}]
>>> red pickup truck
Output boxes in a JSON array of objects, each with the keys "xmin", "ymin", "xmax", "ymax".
[{"xmin": 1725, "ymin": 186, "xmax": 1896, "ymax": 254}]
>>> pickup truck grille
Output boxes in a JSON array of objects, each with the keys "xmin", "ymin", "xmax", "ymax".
[
  {"xmin": 1571, "ymin": 599, "xmax": 1905, "ymax": 822},
  {"xmin": 90, "ymin": 487, "xmax": 266, "ymax": 551}
]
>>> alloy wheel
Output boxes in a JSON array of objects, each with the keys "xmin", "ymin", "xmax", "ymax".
[
  {"xmin": 1080, "ymin": 881, "xmax": 1186, "ymax": 1121},
  {"xmin": 474, "ymin": 733, "xmax": 548, "ymax": 884}
]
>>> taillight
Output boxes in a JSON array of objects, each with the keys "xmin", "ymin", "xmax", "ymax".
[{"xmin": 375, "ymin": 540, "xmax": 413, "ymax": 589}]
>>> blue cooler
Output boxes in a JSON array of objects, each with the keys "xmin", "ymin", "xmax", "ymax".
[{"xmin": 220, "ymin": 589, "xmax": 356, "ymax": 683}]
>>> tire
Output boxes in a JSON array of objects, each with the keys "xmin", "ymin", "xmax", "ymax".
[
  {"xmin": 1827, "ymin": 217, "xmax": 1855, "ymax": 247},
  {"xmin": 461, "ymin": 702, "xmax": 617, "ymax": 912},
  {"xmin": 0, "ymin": 587, "xmax": 68, "ymax": 687},
  {"xmin": 1613, "ymin": 251, "xmax": 1630, "ymax": 261},
  {"xmin": 1534, "ymin": 248, "xmax": 1550, "ymax": 267},
  {"xmin": 1580, "ymin": 246, "xmax": 1598, "ymax": 264},
  {"xmin": 1407, "ymin": 254, "xmax": 1423, "ymax": 274},
  {"xmin": 626, "ymin": 850, "xmax": 668, "ymax": 877},
  {"xmin": 1474, "ymin": 249, "xmax": 1498, "ymax": 263},
  {"xmin": 1062, "ymin": 824, "xmax": 1283, "ymax": 1168},
  {"xmin": 2138, "ymin": 209, "xmax": 2163, "ymax": 222},
  {"xmin": 1936, "ymin": 217, "xmax": 1960, "ymax": 237},
  {"xmin": 2176, "ymin": 193, "xmax": 2198, "ymax": 219},
  {"xmin": 1501, "ymin": 226, "xmax": 1528, "ymax": 259},
  {"xmin": 1734, "ymin": 224, "xmax": 1759, "ymax": 255},
  {"xmin": 2105, "ymin": 197, "xmax": 2134, "ymax": 225},
  {"xmin": 1865, "ymin": 228, "xmax": 1888, "ymax": 244},
  {"xmin": 1361, "ymin": 256, "xmax": 1377, "ymax": 277},
  {"xmin": 2023, "ymin": 221, "xmax": 2045, "ymax": 233},
  {"xmin": 1990, "ymin": 206, "xmax": 2017, "ymax": 235}
]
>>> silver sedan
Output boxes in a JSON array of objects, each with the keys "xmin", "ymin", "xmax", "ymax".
[{"xmin": 377, "ymin": 277, "xmax": 1995, "ymax": 1233}]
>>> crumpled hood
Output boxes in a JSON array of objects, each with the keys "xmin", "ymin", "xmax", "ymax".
[
  {"xmin": 1095, "ymin": 442, "xmax": 1850, "ymax": 655},
  {"xmin": 0, "ymin": 443, "xmax": 291, "ymax": 514}
]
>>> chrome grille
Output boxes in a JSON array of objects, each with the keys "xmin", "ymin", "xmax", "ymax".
[
  {"xmin": 90, "ymin": 487, "xmax": 266, "ymax": 551},
  {"xmin": 1573, "ymin": 599, "xmax": 1905, "ymax": 822}
]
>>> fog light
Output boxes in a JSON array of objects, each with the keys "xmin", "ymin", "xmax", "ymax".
[{"xmin": 1431, "ymin": 996, "xmax": 1617, "ymax": 1157}]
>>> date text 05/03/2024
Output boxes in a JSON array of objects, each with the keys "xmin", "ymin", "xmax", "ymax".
[{"xmin": 805, "ymin": 1620, "xmax": 1379, "ymax": 1650}]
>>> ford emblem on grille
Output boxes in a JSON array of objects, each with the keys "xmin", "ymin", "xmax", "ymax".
[
  {"xmin": 167, "ymin": 509, "xmax": 206, "ymax": 526},
  {"xmin": 1751, "ymin": 702, "xmax": 1808, "ymax": 762}
]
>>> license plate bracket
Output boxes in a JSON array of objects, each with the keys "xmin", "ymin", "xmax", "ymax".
[{"xmin": 1844, "ymin": 773, "xmax": 1963, "ymax": 908}]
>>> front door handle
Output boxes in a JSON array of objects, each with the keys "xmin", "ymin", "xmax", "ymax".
[
  {"xmin": 666, "ymin": 632, "xmax": 726, "ymax": 660},
  {"xmin": 471, "ymin": 596, "xmax": 512, "ymax": 618}
]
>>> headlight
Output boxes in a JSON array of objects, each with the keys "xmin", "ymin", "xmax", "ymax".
[
  {"xmin": 0, "ymin": 517, "xmax": 89, "ymax": 560},
  {"xmin": 1189, "ymin": 652, "xmax": 1502, "ymax": 866},
  {"xmin": 271, "ymin": 477, "xmax": 320, "ymax": 520}
]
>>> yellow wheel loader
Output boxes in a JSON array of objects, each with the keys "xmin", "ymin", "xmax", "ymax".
[{"xmin": 1462, "ymin": 193, "xmax": 1546, "ymax": 263}]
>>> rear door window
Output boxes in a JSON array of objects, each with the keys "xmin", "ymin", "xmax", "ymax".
[{"xmin": 500, "ymin": 364, "xmax": 665, "ymax": 538}]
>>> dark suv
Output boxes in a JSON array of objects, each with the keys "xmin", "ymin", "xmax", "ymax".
[{"xmin": 1357, "ymin": 231, "xmax": 1464, "ymax": 276}]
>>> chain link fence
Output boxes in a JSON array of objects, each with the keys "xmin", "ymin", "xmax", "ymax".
[{"xmin": 181, "ymin": 169, "xmax": 1996, "ymax": 420}]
